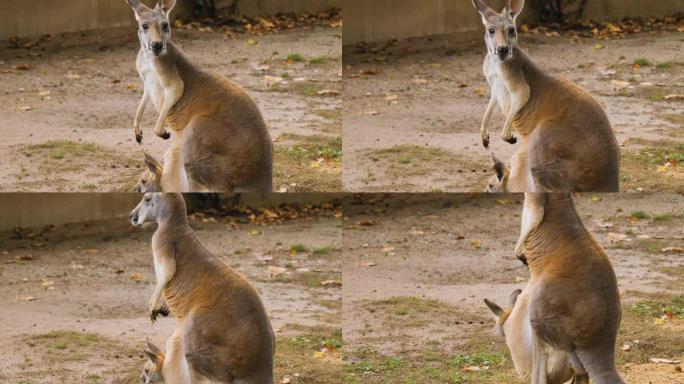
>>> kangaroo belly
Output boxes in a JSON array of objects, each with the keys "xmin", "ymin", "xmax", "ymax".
[{"xmin": 138, "ymin": 57, "xmax": 165, "ymax": 111}]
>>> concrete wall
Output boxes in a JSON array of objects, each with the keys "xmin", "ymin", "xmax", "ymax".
[
  {"xmin": 344, "ymin": 0, "xmax": 684, "ymax": 44},
  {"xmin": 0, "ymin": 0, "xmax": 340, "ymax": 39},
  {"xmin": 0, "ymin": 194, "xmax": 343, "ymax": 231},
  {"xmin": 0, "ymin": 194, "xmax": 141, "ymax": 232}
]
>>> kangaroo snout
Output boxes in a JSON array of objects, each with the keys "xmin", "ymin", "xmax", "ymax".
[
  {"xmin": 496, "ymin": 46, "xmax": 510, "ymax": 59},
  {"xmin": 150, "ymin": 41, "xmax": 165, "ymax": 54}
]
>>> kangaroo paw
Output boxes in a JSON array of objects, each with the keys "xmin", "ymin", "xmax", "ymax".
[
  {"xmin": 504, "ymin": 135, "xmax": 517, "ymax": 145},
  {"xmin": 158, "ymin": 305, "xmax": 170, "ymax": 317},
  {"xmin": 157, "ymin": 131, "xmax": 171, "ymax": 140},
  {"xmin": 482, "ymin": 135, "xmax": 490, "ymax": 149},
  {"xmin": 136, "ymin": 133, "xmax": 143, "ymax": 144}
]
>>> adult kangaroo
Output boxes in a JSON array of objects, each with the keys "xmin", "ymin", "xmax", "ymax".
[
  {"xmin": 513, "ymin": 193, "xmax": 625, "ymax": 384},
  {"xmin": 126, "ymin": 0, "xmax": 273, "ymax": 192},
  {"xmin": 130, "ymin": 193, "xmax": 275, "ymax": 383},
  {"xmin": 473, "ymin": 0, "xmax": 620, "ymax": 192}
]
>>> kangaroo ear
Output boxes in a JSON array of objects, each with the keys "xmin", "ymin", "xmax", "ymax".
[
  {"xmin": 491, "ymin": 154, "xmax": 509, "ymax": 182},
  {"xmin": 484, "ymin": 299, "xmax": 505, "ymax": 317},
  {"xmin": 509, "ymin": 289, "xmax": 522, "ymax": 307},
  {"xmin": 143, "ymin": 152, "xmax": 163, "ymax": 178},
  {"xmin": 472, "ymin": 0, "xmax": 497, "ymax": 23},
  {"xmin": 505, "ymin": 0, "xmax": 525, "ymax": 20},
  {"xmin": 126, "ymin": 0, "xmax": 149, "ymax": 14},
  {"xmin": 157, "ymin": 0, "xmax": 176, "ymax": 13}
]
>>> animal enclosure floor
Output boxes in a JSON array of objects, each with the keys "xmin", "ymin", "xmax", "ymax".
[
  {"xmin": 0, "ymin": 215, "xmax": 342, "ymax": 384},
  {"xmin": 0, "ymin": 26, "xmax": 341, "ymax": 192},
  {"xmin": 343, "ymin": 31, "xmax": 684, "ymax": 192},
  {"xmin": 342, "ymin": 193, "xmax": 684, "ymax": 383}
]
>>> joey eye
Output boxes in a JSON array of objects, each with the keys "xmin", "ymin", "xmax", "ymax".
[
  {"xmin": 141, "ymin": 179, "xmax": 147, "ymax": 184},
  {"xmin": 142, "ymin": 24, "xmax": 150, "ymax": 30},
  {"xmin": 488, "ymin": 28, "xmax": 495, "ymax": 34}
]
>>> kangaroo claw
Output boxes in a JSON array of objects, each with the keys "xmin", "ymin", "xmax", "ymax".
[
  {"xmin": 158, "ymin": 131, "xmax": 171, "ymax": 140},
  {"xmin": 136, "ymin": 133, "xmax": 143, "ymax": 144},
  {"xmin": 482, "ymin": 136, "xmax": 490, "ymax": 149},
  {"xmin": 504, "ymin": 135, "xmax": 517, "ymax": 145}
]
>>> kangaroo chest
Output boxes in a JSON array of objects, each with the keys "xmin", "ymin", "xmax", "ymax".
[
  {"xmin": 483, "ymin": 57, "xmax": 511, "ymax": 115},
  {"xmin": 136, "ymin": 50, "xmax": 165, "ymax": 112}
]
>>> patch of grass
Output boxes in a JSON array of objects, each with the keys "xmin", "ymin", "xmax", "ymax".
[
  {"xmin": 276, "ymin": 326, "xmax": 341, "ymax": 384},
  {"xmin": 291, "ymin": 243, "xmax": 308, "ymax": 253},
  {"xmin": 274, "ymin": 135, "xmax": 341, "ymax": 192},
  {"xmin": 287, "ymin": 53, "xmax": 305, "ymax": 62},
  {"xmin": 29, "ymin": 331, "xmax": 102, "ymax": 350},
  {"xmin": 287, "ymin": 81, "xmax": 337, "ymax": 97},
  {"xmin": 621, "ymin": 139, "xmax": 684, "ymax": 192},
  {"xmin": 631, "ymin": 296, "xmax": 684, "ymax": 318},
  {"xmin": 344, "ymin": 347, "xmax": 517, "ymax": 384},
  {"xmin": 617, "ymin": 294, "xmax": 684, "ymax": 365},
  {"xmin": 630, "ymin": 211, "xmax": 648, "ymax": 219},
  {"xmin": 314, "ymin": 108, "xmax": 341, "ymax": 121},
  {"xmin": 309, "ymin": 56, "xmax": 327, "ymax": 64},
  {"xmin": 313, "ymin": 246, "xmax": 331, "ymax": 255},
  {"xmin": 633, "ymin": 58, "xmax": 652, "ymax": 67},
  {"xmin": 662, "ymin": 114, "xmax": 684, "ymax": 125},
  {"xmin": 653, "ymin": 213, "xmax": 670, "ymax": 221},
  {"xmin": 273, "ymin": 270, "xmax": 340, "ymax": 287},
  {"xmin": 369, "ymin": 145, "xmax": 460, "ymax": 178}
]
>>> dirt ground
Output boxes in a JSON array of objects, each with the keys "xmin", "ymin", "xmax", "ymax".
[
  {"xmin": 342, "ymin": 193, "xmax": 684, "ymax": 383},
  {"xmin": 343, "ymin": 30, "xmax": 684, "ymax": 192},
  {"xmin": 0, "ymin": 25, "xmax": 341, "ymax": 192},
  {"xmin": 0, "ymin": 208, "xmax": 342, "ymax": 383}
]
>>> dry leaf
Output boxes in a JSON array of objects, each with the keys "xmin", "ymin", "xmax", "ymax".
[
  {"xmin": 16, "ymin": 105, "xmax": 33, "ymax": 111},
  {"xmin": 661, "ymin": 247, "xmax": 684, "ymax": 254},
  {"xmin": 130, "ymin": 273, "xmax": 144, "ymax": 282},
  {"xmin": 649, "ymin": 358, "xmax": 681, "ymax": 364},
  {"xmin": 605, "ymin": 232, "xmax": 627, "ymax": 242},
  {"xmin": 317, "ymin": 89, "xmax": 339, "ymax": 96},
  {"xmin": 320, "ymin": 280, "xmax": 341, "ymax": 286},
  {"xmin": 268, "ymin": 266, "xmax": 287, "ymax": 278}
]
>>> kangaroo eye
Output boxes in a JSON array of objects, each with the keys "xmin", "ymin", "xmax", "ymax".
[
  {"xmin": 162, "ymin": 23, "xmax": 170, "ymax": 31},
  {"xmin": 488, "ymin": 28, "xmax": 495, "ymax": 34},
  {"xmin": 509, "ymin": 27, "xmax": 516, "ymax": 35},
  {"xmin": 141, "ymin": 179, "xmax": 147, "ymax": 184},
  {"xmin": 142, "ymin": 24, "xmax": 149, "ymax": 30}
]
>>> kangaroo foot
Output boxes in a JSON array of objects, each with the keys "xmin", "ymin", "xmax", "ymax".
[{"xmin": 136, "ymin": 133, "xmax": 143, "ymax": 144}]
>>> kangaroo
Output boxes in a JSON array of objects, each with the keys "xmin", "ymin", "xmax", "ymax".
[
  {"xmin": 126, "ymin": 0, "xmax": 274, "ymax": 192},
  {"xmin": 130, "ymin": 193, "xmax": 276, "ymax": 384},
  {"xmin": 472, "ymin": 0, "xmax": 620, "ymax": 192},
  {"xmin": 485, "ymin": 290, "xmax": 589, "ymax": 383},
  {"xmin": 134, "ymin": 148, "xmax": 189, "ymax": 193},
  {"xmin": 512, "ymin": 193, "xmax": 625, "ymax": 384}
]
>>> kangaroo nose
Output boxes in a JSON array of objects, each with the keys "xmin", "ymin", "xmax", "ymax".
[
  {"xmin": 151, "ymin": 41, "xmax": 164, "ymax": 51},
  {"xmin": 497, "ymin": 46, "xmax": 510, "ymax": 57}
]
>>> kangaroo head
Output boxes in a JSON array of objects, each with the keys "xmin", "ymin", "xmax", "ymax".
[
  {"xmin": 126, "ymin": 0, "xmax": 177, "ymax": 57},
  {"xmin": 135, "ymin": 152, "xmax": 164, "ymax": 193},
  {"xmin": 130, "ymin": 193, "xmax": 187, "ymax": 227},
  {"xmin": 471, "ymin": 0, "xmax": 524, "ymax": 62},
  {"xmin": 141, "ymin": 338, "xmax": 165, "ymax": 384},
  {"xmin": 484, "ymin": 289, "xmax": 522, "ymax": 336},
  {"xmin": 485, "ymin": 154, "xmax": 510, "ymax": 192}
]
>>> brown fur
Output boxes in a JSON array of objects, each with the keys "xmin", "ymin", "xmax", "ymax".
[
  {"xmin": 154, "ymin": 44, "xmax": 273, "ymax": 192},
  {"xmin": 131, "ymin": 194, "xmax": 275, "ymax": 383},
  {"xmin": 475, "ymin": 0, "xmax": 620, "ymax": 192},
  {"xmin": 127, "ymin": 0, "xmax": 273, "ymax": 192},
  {"xmin": 521, "ymin": 193, "xmax": 624, "ymax": 384}
]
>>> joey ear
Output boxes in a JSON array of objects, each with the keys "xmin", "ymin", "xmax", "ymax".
[
  {"xmin": 509, "ymin": 289, "xmax": 522, "ymax": 307},
  {"xmin": 471, "ymin": 0, "xmax": 497, "ymax": 23},
  {"xmin": 144, "ymin": 348, "xmax": 159, "ymax": 364},
  {"xmin": 484, "ymin": 299, "xmax": 505, "ymax": 317},
  {"xmin": 492, "ymin": 154, "xmax": 509, "ymax": 182},
  {"xmin": 143, "ymin": 152, "xmax": 163, "ymax": 178},
  {"xmin": 157, "ymin": 0, "xmax": 176, "ymax": 13},
  {"xmin": 505, "ymin": 0, "xmax": 525, "ymax": 20}
]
